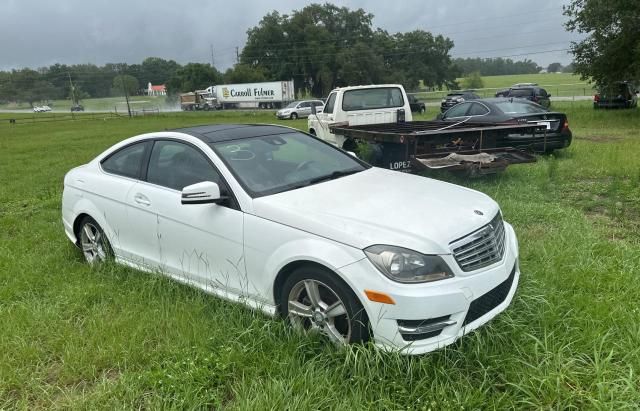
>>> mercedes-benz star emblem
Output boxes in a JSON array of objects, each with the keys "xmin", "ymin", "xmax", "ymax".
[{"xmin": 474, "ymin": 210, "xmax": 484, "ymax": 216}]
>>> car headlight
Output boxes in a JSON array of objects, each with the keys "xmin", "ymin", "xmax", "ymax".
[
  {"xmin": 364, "ymin": 245, "xmax": 454, "ymax": 283},
  {"xmin": 441, "ymin": 99, "xmax": 446, "ymax": 103}
]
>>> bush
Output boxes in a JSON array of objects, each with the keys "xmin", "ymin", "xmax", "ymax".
[{"xmin": 461, "ymin": 72, "xmax": 484, "ymax": 89}]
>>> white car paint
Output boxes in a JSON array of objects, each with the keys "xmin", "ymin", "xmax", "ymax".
[{"xmin": 62, "ymin": 126, "xmax": 520, "ymax": 354}]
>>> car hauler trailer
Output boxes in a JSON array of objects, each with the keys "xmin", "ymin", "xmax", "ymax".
[
  {"xmin": 328, "ymin": 120, "xmax": 539, "ymax": 175},
  {"xmin": 308, "ymin": 84, "xmax": 542, "ymax": 176}
]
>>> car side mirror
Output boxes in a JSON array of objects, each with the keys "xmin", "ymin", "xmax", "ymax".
[
  {"xmin": 547, "ymin": 93, "xmax": 552, "ymax": 97},
  {"xmin": 310, "ymin": 105, "xmax": 317, "ymax": 115},
  {"xmin": 181, "ymin": 181, "xmax": 225, "ymax": 205}
]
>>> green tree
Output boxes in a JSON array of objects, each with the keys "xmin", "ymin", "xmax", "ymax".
[
  {"xmin": 564, "ymin": 0, "xmax": 640, "ymax": 84},
  {"xmin": 166, "ymin": 63, "xmax": 222, "ymax": 94},
  {"xmin": 562, "ymin": 62, "xmax": 575, "ymax": 73},
  {"xmin": 461, "ymin": 71, "xmax": 484, "ymax": 89},
  {"xmin": 241, "ymin": 3, "xmax": 457, "ymax": 96},
  {"xmin": 139, "ymin": 57, "xmax": 181, "ymax": 85},
  {"xmin": 111, "ymin": 74, "xmax": 139, "ymax": 96},
  {"xmin": 547, "ymin": 62, "xmax": 563, "ymax": 73},
  {"xmin": 223, "ymin": 64, "xmax": 267, "ymax": 84}
]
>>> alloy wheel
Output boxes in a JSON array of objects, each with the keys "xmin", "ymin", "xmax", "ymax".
[
  {"xmin": 287, "ymin": 279, "xmax": 351, "ymax": 345},
  {"xmin": 79, "ymin": 222, "xmax": 108, "ymax": 264}
]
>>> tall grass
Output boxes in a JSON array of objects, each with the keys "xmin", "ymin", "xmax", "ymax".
[{"xmin": 1, "ymin": 104, "xmax": 639, "ymax": 408}]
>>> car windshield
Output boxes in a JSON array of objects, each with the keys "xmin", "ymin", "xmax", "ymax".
[
  {"xmin": 212, "ymin": 132, "xmax": 367, "ymax": 197},
  {"xmin": 494, "ymin": 100, "xmax": 547, "ymax": 114},
  {"xmin": 284, "ymin": 101, "xmax": 299, "ymax": 109}
]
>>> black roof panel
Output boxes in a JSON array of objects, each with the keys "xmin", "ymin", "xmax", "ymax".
[{"xmin": 172, "ymin": 124, "xmax": 297, "ymax": 143}]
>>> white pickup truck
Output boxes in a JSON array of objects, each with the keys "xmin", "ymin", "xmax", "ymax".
[{"xmin": 308, "ymin": 84, "xmax": 412, "ymax": 150}]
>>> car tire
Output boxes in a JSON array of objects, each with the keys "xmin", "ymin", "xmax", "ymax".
[
  {"xmin": 420, "ymin": 106, "xmax": 426, "ymax": 114},
  {"xmin": 77, "ymin": 216, "xmax": 112, "ymax": 265},
  {"xmin": 290, "ymin": 113, "xmax": 298, "ymax": 120},
  {"xmin": 281, "ymin": 265, "xmax": 370, "ymax": 345}
]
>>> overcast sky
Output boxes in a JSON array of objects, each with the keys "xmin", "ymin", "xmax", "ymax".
[{"xmin": 1, "ymin": 0, "xmax": 585, "ymax": 71}]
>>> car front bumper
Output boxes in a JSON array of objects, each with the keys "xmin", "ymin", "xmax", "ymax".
[{"xmin": 337, "ymin": 222, "xmax": 520, "ymax": 354}]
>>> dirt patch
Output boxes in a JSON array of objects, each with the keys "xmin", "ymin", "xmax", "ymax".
[{"xmin": 578, "ymin": 135, "xmax": 623, "ymax": 143}]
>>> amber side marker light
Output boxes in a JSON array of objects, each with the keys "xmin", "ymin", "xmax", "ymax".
[{"xmin": 364, "ymin": 290, "xmax": 396, "ymax": 305}]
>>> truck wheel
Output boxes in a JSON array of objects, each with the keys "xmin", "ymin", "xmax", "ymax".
[{"xmin": 290, "ymin": 113, "xmax": 298, "ymax": 120}]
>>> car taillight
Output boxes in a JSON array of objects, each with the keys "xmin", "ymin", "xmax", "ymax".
[
  {"xmin": 594, "ymin": 94, "xmax": 600, "ymax": 102},
  {"xmin": 563, "ymin": 120, "xmax": 569, "ymax": 130}
]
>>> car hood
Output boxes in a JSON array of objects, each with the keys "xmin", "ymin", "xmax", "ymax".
[{"xmin": 251, "ymin": 168, "xmax": 500, "ymax": 254}]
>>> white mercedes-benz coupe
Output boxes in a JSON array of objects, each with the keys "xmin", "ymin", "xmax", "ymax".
[{"xmin": 62, "ymin": 124, "xmax": 520, "ymax": 354}]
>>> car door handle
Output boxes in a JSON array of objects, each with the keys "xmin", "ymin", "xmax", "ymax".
[{"xmin": 133, "ymin": 193, "xmax": 151, "ymax": 206}]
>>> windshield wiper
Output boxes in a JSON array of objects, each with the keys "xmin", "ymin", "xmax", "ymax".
[
  {"xmin": 278, "ymin": 169, "xmax": 363, "ymax": 193},
  {"xmin": 306, "ymin": 168, "xmax": 362, "ymax": 185}
]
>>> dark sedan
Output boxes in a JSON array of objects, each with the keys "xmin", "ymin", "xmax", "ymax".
[
  {"xmin": 440, "ymin": 91, "xmax": 480, "ymax": 112},
  {"xmin": 437, "ymin": 98, "xmax": 572, "ymax": 152}
]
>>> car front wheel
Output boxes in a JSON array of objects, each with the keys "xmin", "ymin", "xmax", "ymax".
[
  {"xmin": 78, "ymin": 216, "xmax": 112, "ymax": 264},
  {"xmin": 290, "ymin": 113, "xmax": 298, "ymax": 120},
  {"xmin": 281, "ymin": 265, "xmax": 370, "ymax": 345}
]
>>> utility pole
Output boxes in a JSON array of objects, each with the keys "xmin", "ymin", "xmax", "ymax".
[
  {"xmin": 210, "ymin": 44, "xmax": 215, "ymax": 68},
  {"xmin": 67, "ymin": 72, "xmax": 77, "ymax": 105},
  {"xmin": 235, "ymin": 46, "xmax": 239, "ymax": 64},
  {"xmin": 118, "ymin": 65, "xmax": 132, "ymax": 118}
]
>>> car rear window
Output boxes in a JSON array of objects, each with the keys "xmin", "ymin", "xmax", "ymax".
[
  {"xmin": 342, "ymin": 87, "xmax": 404, "ymax": 111},
  {"xmin": 509, "ymin": 88, "xmax": 534, "ymax": 97},
  {"xmin": 494, "ymin": 100, "xmax": 547, "ymax": 114}
]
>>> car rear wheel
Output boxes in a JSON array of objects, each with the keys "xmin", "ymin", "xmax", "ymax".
[
  {"xmin": 78, "ymin": 216, "xmax": 112, "ymax": 264},
  {"xmin": 420, "ymin": 106, "xmax": 426, "ymax": 114},
  {"xmin": 290, "ymin": 113, "xmax": 298, "ymax": 120},
  {"xmin": 281, "ymin": 265, "xmax": 369, "ymax": 345}
]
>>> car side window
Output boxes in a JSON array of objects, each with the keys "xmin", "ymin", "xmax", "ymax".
[
  {"xmin": 444, "ymin": 102, "xmax": 471, "ymax": 118},
  {"xmin": 538, "ymin": 88, "xmax": 548, "ymax": 97},
  {"xmin": 323, "ymin": 93, "xmax": 336, "ymax": 114},
  {"xmin": 101, "ymin": 142, "xmax": 149, "ymax": 179},
  {"xmin": 147, "ymin": 140, "xmax": 221, "ymax": 191},
  {"xmin": 468, "ymin": 103, "xmax": 489, "ymax": 116}
]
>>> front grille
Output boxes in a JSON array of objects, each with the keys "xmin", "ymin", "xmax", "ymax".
[
  {"xmin": 463, "ymin": 265, "xmax": 516, "ymax": 326},
  {"xmin": 451, "ymin": 213, "xmax": 506, "ymax": 272}
]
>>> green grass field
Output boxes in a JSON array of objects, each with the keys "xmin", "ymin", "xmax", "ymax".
[
  {"xmin": 1, "ymin": 105, "xmax": 639, "ymax": 409},
  {"xmin": 0, "ymin": 95, "xmax": 171, "ymax": 113}
]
